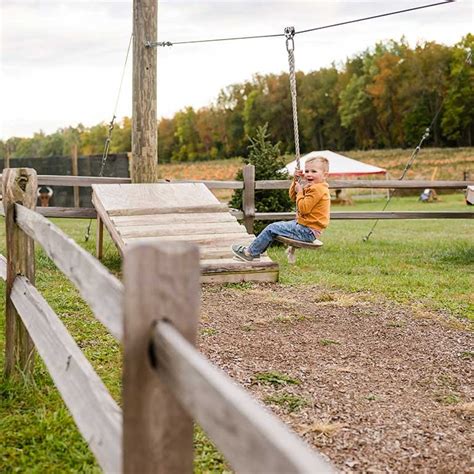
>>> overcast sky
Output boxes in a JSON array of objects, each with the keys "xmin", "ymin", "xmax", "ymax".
[{"xmin": 1, "ymin": 0, "xmax": 472, "ymax": 139}]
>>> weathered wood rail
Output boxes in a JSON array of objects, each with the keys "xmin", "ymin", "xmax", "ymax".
[
  {"xmin": 1, "ymin": 168, "xmax": 332, "ymax": 473},
  {"xmin": 0, "ymin": 167, "xmax": 472, "ymax": 228}
]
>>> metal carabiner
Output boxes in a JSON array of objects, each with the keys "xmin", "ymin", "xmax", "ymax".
[{"xmin": 284, "ymin": 26, "xmax": 295, "ymax": 53}]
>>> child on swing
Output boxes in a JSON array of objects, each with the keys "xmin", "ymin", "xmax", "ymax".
[{"xmin": 232, "ymin": 156, "xmax": 330, "ymax": 262}]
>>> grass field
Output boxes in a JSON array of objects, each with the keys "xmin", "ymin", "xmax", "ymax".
[
  {"xmin": 0, "ymin": 182, "xmax": 472, "ymax": 471},
  {"xmin": 157, "ymin": 147, "xmax": 473, "ymax": 182},
  {"xmin": 277, "ymin": 194, "xmax": 473, "ymax": 319}
]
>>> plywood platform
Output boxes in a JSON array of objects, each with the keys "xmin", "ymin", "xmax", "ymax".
[{"xmin": 92, "ymin": 183, "xmax": 279, "ymax": 283}]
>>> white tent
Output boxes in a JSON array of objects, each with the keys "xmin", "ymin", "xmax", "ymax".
[{"xmin": 284, "ymin": 150, "xmax": 386, "ymax": 177}]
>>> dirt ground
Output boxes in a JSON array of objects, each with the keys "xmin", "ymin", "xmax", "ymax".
[{"xmin": 198, "ymin": 283, "xmax": 473, "ymax": 473}]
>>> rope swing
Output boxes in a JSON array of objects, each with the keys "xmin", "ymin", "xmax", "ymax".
[
  {"xmin": 276, "ymin": 27, "xmax": 324, "ymax": 263},
  {"xmin": 284, "ymin": 26, "xmax": 301, "ymax": 177}
]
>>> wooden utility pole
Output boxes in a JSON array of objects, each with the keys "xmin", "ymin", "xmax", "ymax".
[{"xmin": 132, "ymin": 0, "xmax": 159, "ymax": 183}]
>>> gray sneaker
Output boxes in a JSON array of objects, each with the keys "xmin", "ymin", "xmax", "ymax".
[{"xmin": 231, "ymin": 244, "xmax": 257, "ymax": 262}]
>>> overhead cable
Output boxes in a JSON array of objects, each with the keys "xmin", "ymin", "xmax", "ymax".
[{"xmin": 148, "ymin": 0, "xmax": 455, "ymax": 48}]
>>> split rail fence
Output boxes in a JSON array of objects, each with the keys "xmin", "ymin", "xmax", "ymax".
[
  {"xmin": 0, "ymin": 168, "xmax": 332, "ymax": 472},
  {"xmin": 1, "ymin": 165, "xmax": 472, "ymax": 231}
]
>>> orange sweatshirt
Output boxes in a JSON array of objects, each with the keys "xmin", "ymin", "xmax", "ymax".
[{"xmin": 289, "ymin": 180, "xmax": 331, "ymax": 232}]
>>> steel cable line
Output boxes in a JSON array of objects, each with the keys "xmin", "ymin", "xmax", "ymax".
[{"xmin": 149, "ymin": 1, "xmax": 455, "ymax": 48}]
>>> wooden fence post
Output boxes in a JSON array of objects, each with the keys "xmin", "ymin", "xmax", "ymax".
[
  {"xmin": 2, "ymin": 168, "xmax": 37, "ymax": 378},
  {"xmin": 96, "ymin": 215, "xmax": 104, "ymax": 260},
  {"xmin": 123, "ymin": 241, "xmax": 200, "ymax": 473},
  {"xmin": 243, "ymin": 164, "xmax": 255, "ymax": 234},
  {"xmin": 71, "ymin": 144, "xmax": 80, "ymax": 207}
]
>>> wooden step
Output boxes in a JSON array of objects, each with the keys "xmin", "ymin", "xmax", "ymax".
[
  {"xmin": 117, "ymin": 222, "xmax": 248, "ymax": 238},
  {"xmin": 111, "ymin": 212, "xmax": 236, "ymax": 227}
]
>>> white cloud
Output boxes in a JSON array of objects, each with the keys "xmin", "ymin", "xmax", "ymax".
[{"xmin": 1, "ymin": 0, "xmax": 472, "ymax": 138}]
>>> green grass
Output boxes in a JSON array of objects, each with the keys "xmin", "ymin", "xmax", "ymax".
[
  {"xmin": 319, "ymin": 339, "xmax": 341, "ymax": 346},
  {"xmin": 273, "ymin": 194, "xmax": 473, "ymax": 320},
  {"xmin": 0, "ymin": 219, "xmax": 225, "ymax": 473},
  {"xmin": 264, "ymin": 392, "xmax": 308, "ymax": 413},
  {"xmin": 0, "ymin": 192, "xmax": 473, "ymax": 471},
  {"xmin": 252, "ymin": 371, "xmax": 301, "ymax": 386}
]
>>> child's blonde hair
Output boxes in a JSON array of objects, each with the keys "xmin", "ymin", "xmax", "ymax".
[{"xmin": 305, "ymin": 156, "xmax": 329, "ymax": 173}]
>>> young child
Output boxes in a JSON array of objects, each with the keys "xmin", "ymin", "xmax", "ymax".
[{"xmin": 232, "ymin": 156, "xmax": 330, "ymax": 261}]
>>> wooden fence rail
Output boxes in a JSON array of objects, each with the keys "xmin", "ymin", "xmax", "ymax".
[
  {"xmin": 1, "ymin": 168, "xmax": 472, "ymax": 228},
  {"xmin": 1, "ymin": 173, "xmax": 472, "ymax": 190},
  {"xmin": 1, "ymin": 167, "xmax": 332, "ymax": 472},
  {"xmin": 255, "ymin": 179, "xmax": 473, "ymax": 190}
]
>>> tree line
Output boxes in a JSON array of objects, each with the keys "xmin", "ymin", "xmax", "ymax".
[{"xmin": 1, "ymin": 35, "xmax": 472, "ymax": 162}]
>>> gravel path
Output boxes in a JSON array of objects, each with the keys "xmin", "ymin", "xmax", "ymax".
[{"xmin": 198, "ymin": 283, "xmax": 473, "ymax": 473}]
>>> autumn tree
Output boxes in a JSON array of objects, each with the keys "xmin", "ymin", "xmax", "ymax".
[{"xmin": 442, "ymin": 34, "xmax": 474, "ymax": 145}]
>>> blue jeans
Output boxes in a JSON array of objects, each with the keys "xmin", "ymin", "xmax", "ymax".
[{"xmin": 248, "ymin": 220, "xmax": 316, "ymax": 257}]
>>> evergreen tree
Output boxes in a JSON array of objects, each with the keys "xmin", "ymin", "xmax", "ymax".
[{"xmin": 230, "ymin": 124, "xmax": 293, "ymax": 234}]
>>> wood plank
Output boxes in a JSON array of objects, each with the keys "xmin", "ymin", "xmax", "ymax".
[
  {"xmin": 328, "ymin": 179, "xmax": 474, "ymax": 189},
  {"xmin": 3, "ymin": 168, "xmax": 37, "ymax": 378},
  {"xmin": 199, "ymin": 247, "xmax": 271, "ymax": 261},
  {"xmin": 111, "ymin": 212, "xmax": 236, "ymax": 227},
  {"xmin": 11, "ymin": 275, "xmax": 122, "ymax": 473},
  {"xmin": 117, "ymin": 222, "xmax": 247, "ymax": 238},
  {"xmin": 151, "ymin": 321, "xmax": 332, "ymax": 473},
  {"xmin": 255, "ymin": 179, "xmax": 474, "ymax": 190},
  {"xmin": 201, "ymin": 271, "xmax": 279, "ymax": 284},
  {"xmin": 0, "ymin": 174, "xmax": 471, "ymax": 190},
  {"xmin": 92, "ymin": 192, "xmax": 126, "ymax": 256},
  {"xmin": 92, "ymin": 183, "xmax": 221, "ymax": 213},
  {"xmin": 255, "ymin": 211, "xmax": 474, "ymax": 220},
  {"xmin": 328, "ymin": 211, "xmax": 474, "ymax": 219},
  {"xmin": 199, "ymin": 247, "xmax": 239, "ymax": 260},
  {"xmin": 107, "ymin": 203, "xmax": 229, "ymax": 217},
  {"xmin": 25, "ymin": 208, "xmax": 474, "ymax": 221},
  {"xmin": 124, "ymin": 233, "xmax": 253, "ymax": 247},
  {"xmin": 15, "ymin": 204, "xmax": 124, "ymax": 341},
  {"xmin": 0, "ymin": 253, "xmax": 6, "ymax": 280},
  {"xmin": 200, "ymin": 256, "xmax": 273, "ymax": 265},
  {"xmin": 275, "ymin": 236, "xmax": 323, "ymax": 249},
  {"xmin": 230, "ymin": 209, "xmax": 244, "ymax": 219},
  {"xmin": 243, "ymin": 164, "xmax": 255, "ymax": 233},
  {"xmin": 71, "ymin": 145, "xmax": 80, "ymax": 207},
  {"xmin": 171, "ymin": 179, "xmax": 243, "ymax": 189},
  {"xmin": 200, "ymin": 258, "xmax": 278, "ymax": 274},
  {"xmin": 40, "ymin": 176, "xmax": 131, "ymax": 187},
  {"xmin": 123, "ymin": 242, "xmax": 200, "ymax": 473},
  {"xmin": 255, "ymin": 179, "xmax": 292, "ymax": 190},
  {"xmin": 36, "ymin": 207, "xmax": 97, "ymax": 218},
  {"xmin": 0, "ymin": 175, "xmax": 132, "ymax": 188},
  {"xmin": 96, "ymin": 214, "xmax": 104, "ymax": 260}
]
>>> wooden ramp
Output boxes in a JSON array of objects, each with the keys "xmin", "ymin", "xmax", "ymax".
[{"xmin": 92, "ymin": 183, "xmax": 279, "ymax": 283}]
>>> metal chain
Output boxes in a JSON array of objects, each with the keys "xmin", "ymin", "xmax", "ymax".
[
  {"xmin": 85, "ymin": 33, "xmax": 133, "ymax": 242},
  {"xmin": 98, "ymin": 117, "xmax": 116, "ymax": 178},
  {"xmin": 84, "ymin": 116, "xmax": 116, "ymax": 242}
]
